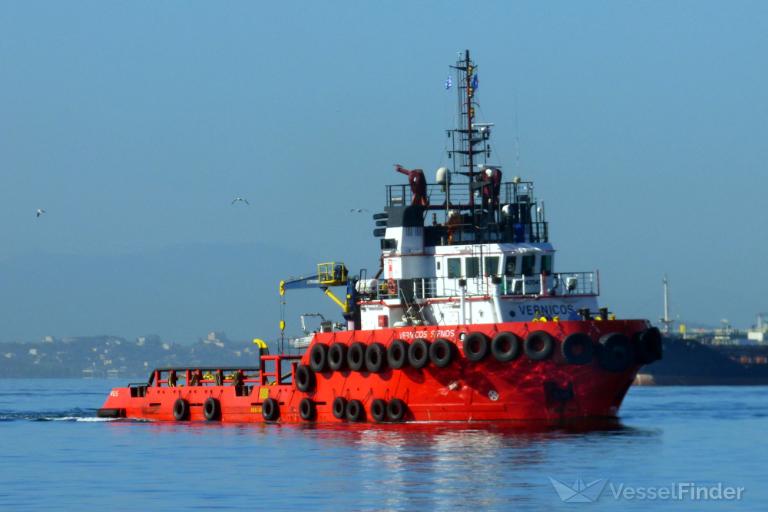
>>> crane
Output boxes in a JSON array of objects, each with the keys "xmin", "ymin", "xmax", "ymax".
[
  {"xmin": 279, "ymin": 262, "xmax": 355, "ymax": 312},
  {"xmin": 278, "ymin": 262, "xmax": 360, "ymax": 339}
]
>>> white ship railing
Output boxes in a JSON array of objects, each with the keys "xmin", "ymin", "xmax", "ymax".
[{"xmin": 369, "ymin": 271, "xmax": 599, "ymax": 301}]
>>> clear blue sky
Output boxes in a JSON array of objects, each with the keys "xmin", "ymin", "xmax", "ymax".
[{"xmin": 1, "ymin": 1, "xmax": 766, "ymax": 342}]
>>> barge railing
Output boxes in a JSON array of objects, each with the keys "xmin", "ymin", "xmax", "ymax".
[{"xmin": 133, "ymin": 355, "xmax": 304, "ymax": 395}]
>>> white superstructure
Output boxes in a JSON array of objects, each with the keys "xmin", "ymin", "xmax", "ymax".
[{"xmin": 357, "ymin": 201, "xmax": 599, "ymax": 330}]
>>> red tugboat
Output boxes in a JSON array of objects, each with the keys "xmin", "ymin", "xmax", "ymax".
[{"xmin": 99, "ymin": 51, "xmax": 661, "ymax": 424}]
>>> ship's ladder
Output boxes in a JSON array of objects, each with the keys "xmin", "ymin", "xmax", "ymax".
[
  {"xmin": 398, "ymin": 282, "xmax": 428, "ymax": 325},
  {"xmin": 471, "ymin": 243, "xmax": 489, "ymax": 296}
]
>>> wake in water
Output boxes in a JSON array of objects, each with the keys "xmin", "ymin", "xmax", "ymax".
[{"xmin": 0, "ymin": 408, "xmax": 116, "ymax": 422}]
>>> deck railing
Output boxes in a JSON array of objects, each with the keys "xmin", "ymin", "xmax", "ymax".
[
  {"xmin": 386, "ymin": 181, "xmax": 537, "ymax": 210},
  {"xmin": 141, "ymin": 355, "xmax": 304, "ymax": 393},
  {"xmin": 369, "ymin": 271, "xmax": 599, "ymax": 302}
]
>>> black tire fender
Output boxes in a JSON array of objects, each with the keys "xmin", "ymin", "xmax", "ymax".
[
  {"xmin": 173, "ymin": 398, "xmax": 189, "ymax": 421},
  {"xmin": 365, "ymin": 343, "xmax": 387, "ymax": 373},
  {"xmin": 491, "ymin": 332, "xmax": 522, "ymax": 362},
  {"xmin": 524, "ymin": 330, "xmax": 555, "ymax": 361},
  {"xmin": 429, "ymin": 338, "xmax": 454, "ymax": 368},
  {"xmin": 636, "ymin": 327, "xmax": 663, "ymax": 364},
  {"xmin": 262, "ymin": 397, "xmax": 280, "ymax": 422},
  {"xmin": 203, "ymin": 397, "xmax": 220, "ymax": 421},
  {"xmin": 407, "ymin": 339, "xmax": 430, "ymax": 369},
  {"xmin": 332, "ymin": 397, "xmax": 347, "ymax": 420},
  {"xmin": 370, "ymin": 399, "xmax": 387, "ymax": 422},
  {"xmin": 328, "ymin": 343, "xmax": 347, "ymax": 371},
  {"xmin": 299, "ymin": 398, "xmax": 316, "ymax": 421},
  {"xmin": 387, "ymin": 398, "xmax": 407, "ymax": 422},
  {"xmin": 347, "ymin": 342, "xmax": 366, "ymax": 371},
  {"xmin": 463, "ymin": 332, "xmax": 490, "ymax": 362},
  {"xmin": 346, "ymin": 399, "xmax": 365, "ymax": 422},
  {"xmin": 598, "ymin": 333, "xmax": 635, "ymax": 372},
  {"xmin": 295, "ymin": 364, "xmax": 315, "ymax": 392},
  {"xmin": 309, "ymin": 344, "xmax": 328, "ymax": 372},
  {"xmin": 561, "ymin": 333, "xmax": 594, "ymax": 365},
  {"xmin": 387, "ymin": 340, "xmax": 408, "ymax": 369}
]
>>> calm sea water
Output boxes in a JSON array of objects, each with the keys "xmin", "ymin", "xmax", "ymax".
[{"xmin": 0, "ymin": 380, "xmax": 766, "ymax": 511}]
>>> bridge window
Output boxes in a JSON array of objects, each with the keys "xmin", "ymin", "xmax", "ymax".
[
  {"xmin": 447, "ymin": 258, "xmax": 462, "ymax": 278},
  {"xmin": 522, "ymin": 254, "xmax": 535, "ymax": 276},
  {"xmin": 541, "ymin": 254, "xmax": 553, "ymax": 274},
  {"xmin": 505, "ymin": 256, "xmax": 517, "ymax": 276},
  {"xmin": 484, "ymin": 256, "xmax": 500, "ymax": 276},
  {"xmin": 405, "ymin": 227, "xmax": 423, "ymax": 236},
  {"xmin": 466, "ymin": 257, "xmax": 480, "ymax": 278}
]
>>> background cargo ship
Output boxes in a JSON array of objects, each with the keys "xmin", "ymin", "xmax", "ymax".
[
  {"xmin": 636, "ymin": 321, "xmax": 768, "ymax": 385},
  {"xmin": 636, "ymin": 278, "xmax": 768, "ymax": 385}
]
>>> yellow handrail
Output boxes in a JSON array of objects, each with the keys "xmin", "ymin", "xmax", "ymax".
[{"xmin": 317, "ymin": 262, "xmax": 348, "ymax": 286}]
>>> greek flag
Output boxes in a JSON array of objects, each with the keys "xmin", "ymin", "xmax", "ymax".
[
  {"xmin": 445, "ymin": 75, "xmax": 452, "ymax": 90},
  {"xmin": 471, "ymin": 74, "xmax": 479, "ymax": 90}
]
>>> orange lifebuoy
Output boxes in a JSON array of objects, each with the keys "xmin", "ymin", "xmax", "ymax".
[{"xmin": 387, "ymin": 278, "xmax": 396, "ymax": 295}]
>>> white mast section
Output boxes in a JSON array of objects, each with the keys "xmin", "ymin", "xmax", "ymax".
[{"xmin": 661, "ymin": 275, "xmax": 674, "ymax": 334}]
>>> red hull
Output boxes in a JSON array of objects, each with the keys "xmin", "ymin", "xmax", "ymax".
[{"xmin": 99, "ymin": 320, "xmax": 653, "ymax": 424}]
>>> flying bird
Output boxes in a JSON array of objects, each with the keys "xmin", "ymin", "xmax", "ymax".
[
  {"xmin": 36, "ymin": 208, "xmax": 46, "ymax": 218},
  {"xmin": 349, "ymin": 208, "xmax": 370, "ymax": 213},
  {"xmin": 231, "ymin": 197, "xmax": 250, "ymax": 205}
]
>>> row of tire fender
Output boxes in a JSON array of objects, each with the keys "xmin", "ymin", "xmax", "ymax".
[
  {"xmin": 260, "ymin": 396, "xmax": 407, "ymax": 423},
  {"xmin": 329, "ymin": 397, "xmax": 406, "ymax": 423},
  {"xmin": 307, "ymin": 338, "xmax": 460, "ymax": 377},
  {"xmin": 167, "ymin": 387, "xmax": 404, "ymax": 423},
  {"xmin": 465, "ymin": 327, "xmax": 661, "ymax": 371},
  {"xmin": 302, "ymin": 326, "xmax": 662, "ymax": 380},
  {"xmin": 172, "ymin": 396, "xmax": 221, "ymax": 421}
]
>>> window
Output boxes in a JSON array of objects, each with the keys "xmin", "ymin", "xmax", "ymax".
[
  {"xmin": 541, "ymin": 254, "xmax": 553, "ymax": 274},
  {"xmin": 466, "ymin": 257, "xmax": 480, "ymax": 278},
  {"xmin": 447, "ymin": 258, "xmax": 462, "ymax": 278},
  {"xmin": 405, "ymin": 227, "xmax": 423, "ymax": 236},
  {"xmin": 505, "ymin": 256, "xmax": 517, "ymax": 276},
  {"xmin": 484, "ymin": 256, "xmax": 500, "ymax": 276},
  {"xmin": 521, "ymin": 254, "xmax": 535, "ymax": 276}
]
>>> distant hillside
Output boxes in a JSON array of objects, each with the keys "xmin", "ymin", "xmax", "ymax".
[{"xmin": 0, "ymin": 334, "xmax": 281, "ymax": 379}]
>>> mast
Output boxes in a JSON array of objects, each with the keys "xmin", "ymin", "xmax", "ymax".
[
  {"xmin": 465, "ymin": 50, "xmax": 475, "ymax": 209},
  {"xmin": 448, "ymin": 50, "xmax": 488, "ymax": 218},
  {"xmin": 661, "ymin": 274, "xmax": 674, "ymax": 334}
]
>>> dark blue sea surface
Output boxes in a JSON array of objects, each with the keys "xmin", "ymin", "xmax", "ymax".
[{"xmin": 0, "ymin": 380, "xmax": 765, "ymax": 511}]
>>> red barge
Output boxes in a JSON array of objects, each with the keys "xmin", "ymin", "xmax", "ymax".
[{"xmin": 99, "ymin": 51, "xmax": 661, "ymax": 424}]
